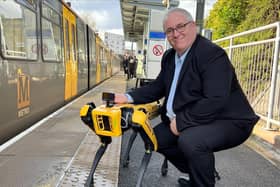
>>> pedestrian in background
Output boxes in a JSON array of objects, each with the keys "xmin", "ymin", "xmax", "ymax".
[
  {"xmin": 128, "ymin": 55, "xmax": 135, "ymax": 79},
  {"xmin": 133, "ymin": 55, "xmax": 138, "ymax": 78},
  {"xmin": 122, "ymin": 54, "xmax": 129, "ymax": 79}
]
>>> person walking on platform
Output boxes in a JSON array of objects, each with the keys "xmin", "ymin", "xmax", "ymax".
[
  {"xmin": 128, "ymin": 55, "xmax": 135, "ymax": 79},
  {"xmin": 133, "ymin": 55, "xmax": 138, "ymax": 78},
  {"xmin": 114, "ymin": 7, "xmax": 259, "ymax": 187},
  {"xmin": 122, "ymin": 54, "xmax": 129, "ymax": 79}
]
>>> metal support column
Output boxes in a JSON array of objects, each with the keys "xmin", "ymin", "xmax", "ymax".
[{"xmin": 195, "ymin": 0, "xmax": 205, "ymax": 33}]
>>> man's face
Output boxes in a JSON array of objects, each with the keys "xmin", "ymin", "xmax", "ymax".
[{"xmin": 164, "ymin": 12, "xmax": 196, "ymax": 55}]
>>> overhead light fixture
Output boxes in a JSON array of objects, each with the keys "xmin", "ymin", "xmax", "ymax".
[{"xmin": 162, "ymin": 0, "xmax": 169, "ymax": 7}]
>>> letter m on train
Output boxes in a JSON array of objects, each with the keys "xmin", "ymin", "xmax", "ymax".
[{"xmin": 17, "ymin": 70, "xmax": 30, "ymax": 109}]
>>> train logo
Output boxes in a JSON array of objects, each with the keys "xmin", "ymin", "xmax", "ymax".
[{"xmin": 17, "ymin": 69, "xmax": 30, "ymax": 117}]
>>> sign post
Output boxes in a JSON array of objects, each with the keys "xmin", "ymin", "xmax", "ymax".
[{"xmin": 145, "ymin": 9, "xmax": 167, "ymax": 79}]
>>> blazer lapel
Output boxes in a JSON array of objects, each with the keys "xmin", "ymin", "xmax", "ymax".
[
  {"xmin": 177, "ymin": 51, "xmax": 192, "ymax": 84},
  {"xmin": 177, "ymin": 36, "xmax": 199, "ymax": 84}
]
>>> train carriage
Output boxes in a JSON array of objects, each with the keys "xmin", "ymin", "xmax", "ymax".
[
  {"xmin": 76, "ymin": 17, "xmax": 88, "ymax": 94},
  {"xmin": 0, "ymin": 0, "xmax": 120, "ymax": 144},
  {"xmin": 86, "ymin": 25, "xmax": 97, "ymax": 88},
  {"xmin": 96, "ymin": 35, "xmax": 106, "ymax": 82},
  {"xmin": 112, "ymin": 52, "xmax": 121, "ymax": 75}
]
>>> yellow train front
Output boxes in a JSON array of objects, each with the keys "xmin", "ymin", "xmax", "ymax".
[{"xmin": 0, "ymin": 0, "xmax": 121, "ymax": 144}]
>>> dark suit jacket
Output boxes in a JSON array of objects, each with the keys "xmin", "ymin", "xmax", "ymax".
[{"xmin": 128, "ymin": 35, "xmax": 259, "ymax": 132}]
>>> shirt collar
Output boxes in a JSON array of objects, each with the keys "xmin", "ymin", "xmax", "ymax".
[{"xmin": 175, "ymin": 48, "xmax": 190, "ymax": 64}]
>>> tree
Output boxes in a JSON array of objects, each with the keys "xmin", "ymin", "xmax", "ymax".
[
  {"xmin": 204, "ymin": 0, "xmax": 280, "ymax": 40},
  {"xmin": 205, "ymin": 0, "xmax": 248, "ymax": 39},
  {"xmin": 236, "ymin": 0, "xmax": 280, "ymax": 34}
]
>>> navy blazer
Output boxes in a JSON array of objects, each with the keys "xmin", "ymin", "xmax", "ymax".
[{"xmin": 128, "ymin": 35, "xmax": 259, "ymax": 132}]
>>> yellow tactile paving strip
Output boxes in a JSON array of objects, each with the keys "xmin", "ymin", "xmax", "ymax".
[{"xmin": 252, "ymin": 121, "xmax": 280, "ymax": 146}]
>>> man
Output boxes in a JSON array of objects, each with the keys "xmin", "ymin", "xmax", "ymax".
[
  {"xmin": 122, "ymin": 54, "xmax": 129, "ymax": 79},
  {"xmin": 132, "ymin": 55, "xmax": 138, "ymax": 78},
  {"xmin": 114, "ymin": 8, "xmax": 259, "ymax": 187},
  {"xmin": 128, "ymin": 55, "xmax": 135, "ymax": 79}
]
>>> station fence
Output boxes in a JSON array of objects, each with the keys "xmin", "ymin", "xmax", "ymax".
[{"xmin": 214, "ymin": 22, "xmax": 280, "ymax": 130}]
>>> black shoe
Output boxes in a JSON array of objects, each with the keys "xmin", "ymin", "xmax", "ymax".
[{"xmin": 178, "ymin": 176, "xmax": 191, "ymax": 187}]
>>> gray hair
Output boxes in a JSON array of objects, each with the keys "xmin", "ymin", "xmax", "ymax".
[{"xmin": 162, "ymin": 8, "xmax": 194, "ymax": 29}]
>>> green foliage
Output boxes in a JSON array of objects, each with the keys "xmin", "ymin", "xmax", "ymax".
[
  {"xmin": 205, "ymin": 0, "xmax": 248, "ymax": 39},
  {"xmin": 205, "ymin": 0, "xmax": 280, "ymax": 40},
  {"xmin": 236, "ymin": 0, "xmax": 280, "ymax": 36},
  {"xmin": 204, "ymin": 0, "xmax": 280, "ymax": 105}
]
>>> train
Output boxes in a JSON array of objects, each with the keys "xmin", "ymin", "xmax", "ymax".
[{"xmin": 0, "ymin": 0, "xmax": 121, "ymax": 144}]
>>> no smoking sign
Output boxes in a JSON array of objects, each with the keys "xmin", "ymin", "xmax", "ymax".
[
  {"xmin": 152, "ymin": 44, "xmax": 164, "ymax": 56},
  {"xmin": 148, "ymin": 40, "xmax": 166, "ymax": 61}
]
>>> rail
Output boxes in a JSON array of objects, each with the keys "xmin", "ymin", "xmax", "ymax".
[{"xmin": 214, "ymin": 22, "xmax": 280, "ymax": 130}]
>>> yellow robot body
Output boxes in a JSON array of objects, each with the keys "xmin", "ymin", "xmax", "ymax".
[
  {"xmin": 80, "ymin": 101, "xmax": 160, "ymax": 150},
  {"xmin": 92, "ymin": 105, "xmax": 122, "ymax": 137},
  {"xmin": 132, "ymin": 110, "xmax": 158, "ymax": 151}
]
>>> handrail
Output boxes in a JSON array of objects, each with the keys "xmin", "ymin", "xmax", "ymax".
[{"xmin": 213, "ymin": 21, "xmax": 280, "ymax": 130}]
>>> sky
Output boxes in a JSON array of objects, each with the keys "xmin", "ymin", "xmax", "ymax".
[
  {"xmin": 66, "ymin": 0, "xmax": 217, "ymax": 36},
  {"xmin": 67, "ymin": 0, "xmax": 124, "ymax": 35}
]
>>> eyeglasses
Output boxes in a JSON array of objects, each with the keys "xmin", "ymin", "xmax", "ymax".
[{"xmin": 165, "ymin": 22, "xmax": 192, "ymax": 36}]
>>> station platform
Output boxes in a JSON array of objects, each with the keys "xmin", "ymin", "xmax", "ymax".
[
  {"xmin": 0, "ymin": 73, "xmax": 127, "ymax": 187},
  {"xmin": 0, "ymin": 72, "xmax": 280, "ymax": 187}
]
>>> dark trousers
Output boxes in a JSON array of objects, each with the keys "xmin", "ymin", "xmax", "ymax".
[
  {"xmin": 153, "ymin": 119, "xmax": 254, "ymax": 187},
  {"xmin": 128, "ymin": 64, "xmax": 135, "ymax": 78}
]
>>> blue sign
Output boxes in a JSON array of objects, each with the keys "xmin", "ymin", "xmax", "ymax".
[{"xmin": 149, "ymin": 32, "xmax": 166, "ymax": 39}]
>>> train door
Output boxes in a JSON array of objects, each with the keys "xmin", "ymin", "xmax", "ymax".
[
  {"xmin": 87, "ymin": 28, "xmax": 97, "ymax": 88},
  {"xmin": 62, "ymin": 6, "xmax": 77, "ymax": 100}
]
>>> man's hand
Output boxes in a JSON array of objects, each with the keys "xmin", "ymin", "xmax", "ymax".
[
  {"xmin": 170, "ymin": 118, "xmax": 179, "ymax": 136},
  {"xmin": 114, "ymin": 93, "xmax": 128, "ymax": 104}
]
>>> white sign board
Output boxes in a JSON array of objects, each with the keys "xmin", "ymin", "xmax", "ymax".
[
  {"xmin": 147, "ymin": 40, "xmax": 166, "ymax": 61},
  {"xmin": 147, "ymin": 60, "xmax": 161, "ymax": 79}
]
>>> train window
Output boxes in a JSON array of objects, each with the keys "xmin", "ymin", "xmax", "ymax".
[
  {"xmin": 88, "ymin": 33, "xmax": 93, "ymax": 63},
  {"xmin": 64, "ymin": 19, "xmax": 70, "ymax": 62},
  {"xmin": 16, "ymin": 0, "xmax": 37, "ymax": 9},
  {"xmin": 77, "ymin": 23, "xmax": 86, "ymax": 64},
  {"xmin": 0, "ymin": 0, "xmax": 37, "ymax": 60},
  {"xmin": 27, "ymin": 0, "xmax": 36, "ymax": 6},
  {"xmin": 101, "ymin": 47, "xmax": 105, "ymax": 64},
  {"xmin": 91, "ymin": 34, "xmax": 96, "ymax": 63},
  {"xmin": 42, "ymin": 2, "xmax": 60, "ymax": 25},
  {"xmin": 41, "ymin": 3, "xmax": 62, "ymax": 62},
  {"xmin": 71, "ymin": 24, "xmax": 77, "ymax": 61}
]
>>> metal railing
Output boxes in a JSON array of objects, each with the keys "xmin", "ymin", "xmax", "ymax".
[{"xmin": 214, "ymin": 22, "xmax": 280, "ymax": 130}]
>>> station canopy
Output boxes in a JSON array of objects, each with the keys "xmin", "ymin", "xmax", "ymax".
[{"xmin": 120, "ymin": 0, "xmax": 179, "ymax": 41}]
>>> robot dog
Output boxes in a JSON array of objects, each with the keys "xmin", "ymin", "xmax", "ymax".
[{"xmin": 80, "ymin": 92, "xmax": 162, "ymax": 187}]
